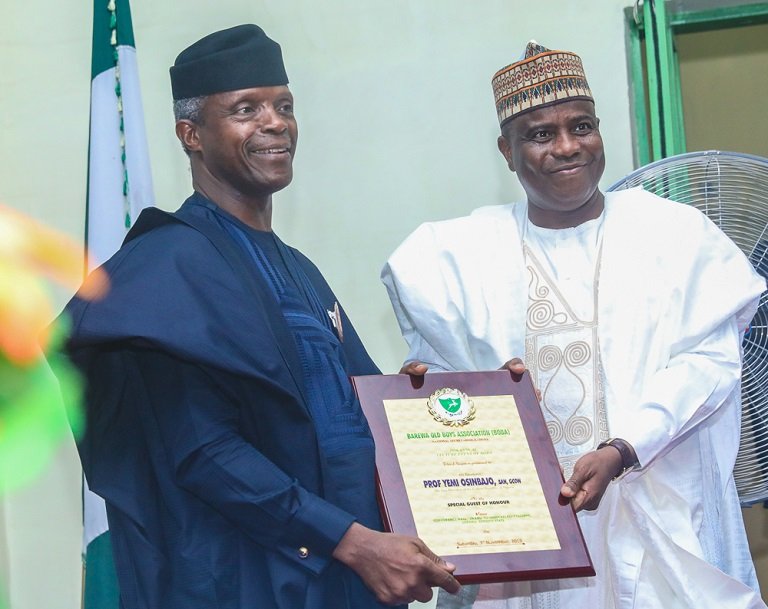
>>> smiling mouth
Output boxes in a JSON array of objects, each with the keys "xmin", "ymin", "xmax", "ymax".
[
  {"xmin": 552, "ymin": 164, "xmax": 586, "ymax": 174},
  {"xmin": 252, "ymin": 147, "xmax": 291, "ymax": 155}
]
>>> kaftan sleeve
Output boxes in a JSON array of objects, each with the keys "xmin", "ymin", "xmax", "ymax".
[
  {"xmin": 615, "ymin": 315, "xmax": 743, "ymax": 470},
  {"xmin": 129, "ymin": 348, "xmax": 356, "ymax": 575},
  {"xmin": 602, "ymin": 193, "xmax": 765, "ymax": 476},
  {"xmin": 381, "ymin": 265, "xmax": 453, "ymax": 373},
  {"xmin": 381, "ymin": 212, "xmax": 528, "ymax": 373},
  {"xmin": 381, "ymin": 222, "xmax": 472, "ymax": 372}
]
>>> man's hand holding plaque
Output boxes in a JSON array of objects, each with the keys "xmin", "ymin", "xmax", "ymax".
[{"xmin": 333, "ymin": 522, "xmax": 461, "ymax": 605}]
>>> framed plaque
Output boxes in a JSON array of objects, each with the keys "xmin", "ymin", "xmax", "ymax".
[{"xmin": 351, "ymin": 370, "xmax": 594, "ymax": 584}]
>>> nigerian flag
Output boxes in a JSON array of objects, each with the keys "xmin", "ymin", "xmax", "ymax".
[{"xmin": 84, "ymin": 0, "xmax": 154, "ymax": 606}]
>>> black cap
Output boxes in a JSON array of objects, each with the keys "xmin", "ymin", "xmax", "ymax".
[{"xmin": 170, "ymin": 24, "xmax": 289, "ymax": 100}]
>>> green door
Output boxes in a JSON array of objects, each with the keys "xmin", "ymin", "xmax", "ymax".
[{"xmin": 625, "ymin": 0, "xmax": 768, "ymax": 165}]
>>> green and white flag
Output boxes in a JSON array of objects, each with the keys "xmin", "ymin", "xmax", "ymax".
[{"xmin": 84, "ymin": 0, "xmax": 153, "ymax": 606}]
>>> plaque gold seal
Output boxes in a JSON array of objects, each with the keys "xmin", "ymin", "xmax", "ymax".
[{"xmin": 427, "ymin": 388, "xmax": 476, "ymax": 427}]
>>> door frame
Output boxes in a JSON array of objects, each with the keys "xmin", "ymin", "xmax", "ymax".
[{"xmin": 625, "ymin": 1, "xmax": 768, "ymax": 166}]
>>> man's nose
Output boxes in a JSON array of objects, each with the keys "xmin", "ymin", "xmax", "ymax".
[
  {"xmin": 552, "ymin": 131, "xmax": 579, "ymax": 157},
  {"xmin": 261, "ymin": 107, "xmax": 288, "ymax": 133}
]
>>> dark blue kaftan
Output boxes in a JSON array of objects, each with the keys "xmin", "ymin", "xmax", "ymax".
[{"xmin": 62, "ymin": 193, "xmax": 401, "ymax": 609}]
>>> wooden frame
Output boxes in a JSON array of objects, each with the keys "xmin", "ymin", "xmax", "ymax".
[{"xmin": 352, "ymin": 370, "xmax": 594, "ymax": 584}]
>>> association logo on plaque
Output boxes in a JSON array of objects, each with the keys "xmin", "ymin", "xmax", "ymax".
[{"xmin": 427, "ymin": 388, "xmax": 476, "ymax": 426}]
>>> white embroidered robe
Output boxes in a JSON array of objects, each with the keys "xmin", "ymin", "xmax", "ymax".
[{"xmin": 381, "ymin": 187, "xmax": 766, "ymax": 609}]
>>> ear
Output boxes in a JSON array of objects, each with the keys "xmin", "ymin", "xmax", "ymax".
[
  {"xmin": 497, "ymin": 134, "xmax": 515, "ymax": 172},
  {"xmin": 175, "ymin": 120, "xmax": 201, "ymax": 154}
]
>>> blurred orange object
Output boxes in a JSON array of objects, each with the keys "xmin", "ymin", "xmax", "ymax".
[{"xmin": 0, "ymin": 204, "xmax": 107, "ymax": 364}]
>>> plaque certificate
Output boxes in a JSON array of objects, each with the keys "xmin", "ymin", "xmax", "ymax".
[{"xmin": 351, "ymin": 370, "xmax": 594, "ymax": 584}]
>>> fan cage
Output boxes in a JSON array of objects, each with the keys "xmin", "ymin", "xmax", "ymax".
[{"xmin": 607, "ymin": 150, "xmax": 768, "ymax": 506}]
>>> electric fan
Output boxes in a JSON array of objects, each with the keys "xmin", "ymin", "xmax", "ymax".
[{"xmin": 607, "ymin": 150, "xmax": 768, "ymax": 506}]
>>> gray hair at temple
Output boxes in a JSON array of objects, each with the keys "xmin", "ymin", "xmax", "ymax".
[
  {"xmin": 173, "ymin": 95, "xmax": 206, "ymax": 124},
  {"xmin": 172, "ymin": 96, "xmax": 206, "ymax": 155}
]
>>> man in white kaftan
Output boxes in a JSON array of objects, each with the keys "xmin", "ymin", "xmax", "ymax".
[{"xmin": 381, "ymin": 42, "xmax": 767, "ymax": 609}]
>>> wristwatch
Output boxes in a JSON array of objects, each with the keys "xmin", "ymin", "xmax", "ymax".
[{"xmin": 597, "ymin": 437, "xmax": 640, "ymax": 480}]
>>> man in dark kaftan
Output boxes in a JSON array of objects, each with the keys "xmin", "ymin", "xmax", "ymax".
[{"xmin": 61, "ymin": 24, "xmax": 461, "ymax": 609}]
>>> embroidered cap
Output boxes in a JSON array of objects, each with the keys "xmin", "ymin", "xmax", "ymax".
[
  {"xmin": 170, "ymin": 24, "xmax": 288, "ymax": 101},
  {"xmin": 492, "ymin": 41, "xmax": 593, "ymax": 127}
]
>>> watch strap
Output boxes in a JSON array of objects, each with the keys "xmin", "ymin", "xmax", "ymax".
[{"xmin": 597, "ymin": 437, "xmax": 639, "ymax": 479}]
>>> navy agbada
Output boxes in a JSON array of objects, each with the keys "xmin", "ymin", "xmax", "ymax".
[{"xmin": 63, "ymin": 194, "xmax": 402, "ymax": 609}]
